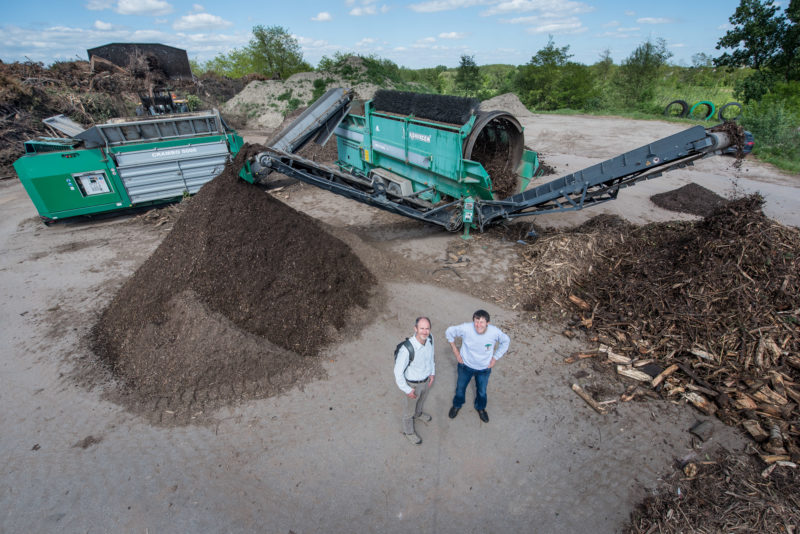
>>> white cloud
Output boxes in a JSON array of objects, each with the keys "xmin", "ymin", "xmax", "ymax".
[
  {"xmin": 312, "ymin": 11, "xmax": 332, "ymax": 21},
  {"xmin": 350, "ymin": 5, "xmax": 378, "ymax": 15},
  {"xmin": 192, "ymin": 3, "xmax": 204, "ymax": 11},
  {"xmin": 0, "ymin": 23, "xmax": 252, "ymax": 64},
  {"xmin": 637, "ymin": 17, "xmax": 673, "ymax": 24},
  {"xmin": 94, "ymin": 20, "xmax": 113, "ymax": 30},
  {"xmin": 418, "ymin": 36, "xmax": 436, "ymax": 43},
  {"xmin": 439, "ymin": 31, "xmax": 466, "ymax": 39},
  {"xmin": 482, "ymin": 0, "xmax": 593, "ymax": 17},
  {"xmin": 598, "ymin": 27, "xmax": 639, "ymax": 39},
  {"xmin": 525, "ymin": 17, "xmax": 586, "ymax": 34},
  {"xmin": 624, "ymin": 10, "xmax": 635, "ymax": 16},
  {"xmin": 173, "ymin": 13, "xmax": 232, "ymax": 30},
  {"xmin": 356, "ymin": 37, "xmax": 377, "ymax": 46},
  {"xmin": 670, "ymin": 43, "xmax": 686, "ymax": 48},
  {"xmin": 116, "ymin": 0, "xmax": 173, "ymax": 16},
  {"xmin": 409, "ymin": 0, "xmax": 488, "ymax": 13},
  {"xmin": 86, "ymin": 0, "xmax": 113, "ymax": 10},
  {"xmin": 603, "ymin": 20, "xmax": 620, "ymax": 28}
]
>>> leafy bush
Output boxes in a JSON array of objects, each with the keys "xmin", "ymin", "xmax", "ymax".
[
  {"xmin": 740, "ymin": 96, "xmax": 800, "ymax": 171},
  {"xmin": 311, "ymin": 78, "xmax": 328, "ymax": 100}
]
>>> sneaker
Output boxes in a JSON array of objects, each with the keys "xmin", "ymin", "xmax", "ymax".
[
  {"xmin": 478, "ymin": 409, "xmax": 489, "ymax": 423},
  {"xmin": 404, "ymin": 432, "xmax": 422, "ymax": 445},
  {"xmin": 415, "ymin": 412, "xmax": 432, "ymax": 423},
  {"xmin": 448, "ymin": 406, "xmax": 460, "ymax": 419}
]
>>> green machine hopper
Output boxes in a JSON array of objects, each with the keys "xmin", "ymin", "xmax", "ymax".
[
  {"xmin": 333, "ymin": 91, "xmax": 539, "ymax": 204},
  {"xmin": 13, "ymin": 111, "xmax": 245, "ymax": 224}
]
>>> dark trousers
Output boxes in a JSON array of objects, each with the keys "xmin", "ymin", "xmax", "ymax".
[{"xmin": 452, "ymin": 363, "xmax": 491, "ymax": 411}]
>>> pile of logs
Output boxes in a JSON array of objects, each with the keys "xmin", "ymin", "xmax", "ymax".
[{"xmin": 557, "ymin": 195, "xmax": 799, "ymax": 463}]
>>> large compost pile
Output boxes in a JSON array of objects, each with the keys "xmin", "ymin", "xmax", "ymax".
[{"xmin": 92, "ymin": 146, "xmax": 376, "ymax": 423}]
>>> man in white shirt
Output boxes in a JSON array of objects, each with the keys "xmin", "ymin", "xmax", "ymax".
[
  {"xmin": 445, "ymin": 309, "xmax": 510, "ymax": 423},
  {"xmin": 393, "ymin": 316, "xmax": 435, "ymax": 445}
]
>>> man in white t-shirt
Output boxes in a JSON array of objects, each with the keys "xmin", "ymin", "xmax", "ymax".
[
  {"xmin": 445, "ymin": 309, "xmax": 510, "ymax": 423},
  {"xmin": 393, "ymin": 317, "xmax": 435, "ymax": 445}
]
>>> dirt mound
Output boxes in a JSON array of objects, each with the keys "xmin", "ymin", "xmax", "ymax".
[
  {"xmin": 480, "ymin": 93, "xmax": 533, "ymax": 118},
  {"xmin": 222, "ymin": 56, "xmax": 392, "ymax": 130},
  {"xmin": 91, "ymin": 146, "xmax": 376, "ymax": 423},
  {"xmin": 650, "ymin": 182, "xmax": 728, "ymax": 217}
]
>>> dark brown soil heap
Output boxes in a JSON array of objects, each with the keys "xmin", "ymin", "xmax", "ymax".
[
  {"xmin": 91, "ymin": 145, "xmax": 376, "ymax": 423},
  {"xmin": 650, "ymin": 182, "xmax": 727, "ymax": 217},
  {"xmin": 626, "ymin": 450, "xmax": 799, "ymax": 533}
]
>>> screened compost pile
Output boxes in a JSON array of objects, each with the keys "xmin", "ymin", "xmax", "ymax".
[
  {"xmin": 650, "ymin": 182, "xmax": 727, "ymax": 217},
  {"xmin": 519, "ymin": 195, "xmax": 800, "ymax": 458},
  {"xmin": 91, "ymin": 145, "xmax": 376, "ymax": 423}
]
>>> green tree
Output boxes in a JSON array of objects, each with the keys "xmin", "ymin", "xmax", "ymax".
[
  {"xmin": 715, "ymin": 0, "xmax": 800, "ymax": 100},
  {"xmin": 776, "ymin": 0, "xmax": 800, "ymax": 81},
  {"xmin": 455, "ymin": 55, "xmax": 481, "ymax": 96},
  {"xmin": 593, "ymin": 48, "xmax": 614, "ymax": 82},
  {"xmin": 514, "ymin": 36, "xmax": 573, "ymax": 109},
  {"xmin": 247, "ymin": 25, "xmax": 310, "ymax": 79},
  {"xmin": 616, "ymin": 38, "xmax": 672, "ymax": 107},
  {"xmin": 715, "ymin": 0, "xmax": 784, "ymax": 71}
]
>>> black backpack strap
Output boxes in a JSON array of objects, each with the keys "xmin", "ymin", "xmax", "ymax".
[{"xmin": 402, "ymin": 338, "xmax": 415, "ymax": 377}]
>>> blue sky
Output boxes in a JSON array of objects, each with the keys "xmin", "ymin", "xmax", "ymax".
[{"xmin": 0, "ymin": 1, "xmax": 759, "ymax": 69}]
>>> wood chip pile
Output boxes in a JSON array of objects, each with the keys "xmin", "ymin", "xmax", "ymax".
[
  {"xmin": 626, "ymin": 449, "xmax": 799, "ymax": 534},
  {"xmin": 522, "ymin": 195, "xmax": 800, "ymax": 461}
]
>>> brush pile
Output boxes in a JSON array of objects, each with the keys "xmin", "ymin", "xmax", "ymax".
[
  {"xmin": 626, "ymin": 449, "xmax": 799, "ymax": 533},
  {"xmin": 521, "ymin": 195, "xmax": 800, "ymax": 459},
  {"xmin": 0, "ymin": 59, "xmax": 249, "ymax": 178}
]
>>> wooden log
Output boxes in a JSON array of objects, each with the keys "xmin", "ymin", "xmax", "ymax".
[
  {"xmin": 598, "ymin": 344, "xmax": 632, "ymax": 364},
  {"xmin": 617, "ymin": 365, "xmax": 652, "ymax": 382},
  {"xmin": 752, "ymin": 386, "xmax": 788, "ymax": 406},
  {"xmin": 760, "ymin": 454, "xmax": 791, "ymax": 464},
  {"xmin": 571, "ymin": 384, "xmax": 607, "ymax": 415},
  {"xmin": 690, "ymin": 347, "xmax": 714, "ymax": 361},
  {"xmin": 734, "ymin": 393, "xmax": 759, "ymax": 411},
  {"xmin": 742, "ymin": 420, "xmax": 769, "ymax": 442},
  {"xmin": 652, "ymin": 364, "xmax": 679, "ymax": 388},
  {"xmin": 755, "ymin": 404, "xmax": 783, "ymax": 418},
  {"xmin": 568, "ymin": 294, "xmax": 590, "ymax": 310},
  {"xmin": 676, "ymin": 361, "xmax": 718, "ymax": 396},
  {"xmin": 564, "ymin": 352, "xmax": 597, "ymax": 364},
  {"xmin": 684, "ymin": 392, "xmax": 717, "ymax": 415},
  {"xmin": 785, "ymin": 386, "xmax": 800, "ymax": 405}
]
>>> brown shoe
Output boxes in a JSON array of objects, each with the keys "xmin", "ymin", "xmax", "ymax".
[
  {"xmin": 415, "ymin": 412, "xmax": 432, "ymax": 423},
  {"xmin": 404, "ymin": 432, "xmax": 422, "ymax": 445}
]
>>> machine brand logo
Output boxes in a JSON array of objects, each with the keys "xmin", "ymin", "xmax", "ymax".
[
  {"xmin": 151, "ymin": 147, "xmax": 198, "ymax": 158},
  {"xmin": 409, "ymin": 132, "xmax": 431, "ymax": 143}
]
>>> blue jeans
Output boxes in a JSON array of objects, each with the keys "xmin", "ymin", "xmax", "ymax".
[{"xmin": 453, "ymin": 363, "xmax": 492, "ymax": 411}]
